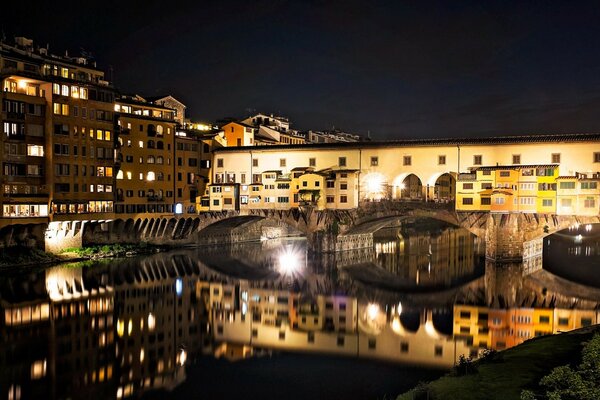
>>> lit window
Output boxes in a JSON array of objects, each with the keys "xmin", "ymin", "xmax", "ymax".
[
  {"xmin": 138, "ymin": 141, "xmax": 143, "ymax": 148},
  {"xmin": 71, "ymin": 86, "xmax": 79, "ymax": 98},
  {"xmin": 27, "ymin": 145, "xmax": 44, "ymax": 157},
  {"xmin": 147, "ymin": 171, "xmax": 155, "ymax": 181},
  {"xmin": 61, "ymin": 85, "xmax": 69, "ymax": 96}
]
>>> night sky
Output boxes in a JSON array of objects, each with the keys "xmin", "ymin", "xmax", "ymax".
[{"xmin": 4, "ymin": 1, "xmax": 600, "ymax": 139}]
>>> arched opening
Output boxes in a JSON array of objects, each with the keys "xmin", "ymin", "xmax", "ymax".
[
  {"xmin": 147, "ymin": 140, "xmax": 155, "ymax": 149},
  {"xmin": 156, "ymin": 141, "xmax": 164, "ymax": 150},
  {"xmin": 429, "ymin": 172, "xmax": 456, "ymax": 203},
  {"xmin": 392, "ymin": 174, "xmax": 423, "ymax": 200}
]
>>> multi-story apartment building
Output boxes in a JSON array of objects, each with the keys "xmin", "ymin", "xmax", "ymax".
[
  {"xmin": 1, "ymin": 37, "xmax": 117, "ymax": 224},
  {"xmin": 114, "ymin": 95, "xmax": 177, "ymax": 215}
]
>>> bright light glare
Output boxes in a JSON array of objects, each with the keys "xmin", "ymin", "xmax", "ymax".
[
  {"xmin": 397, "ymin": 301, "xmax": 403, "ymax": 315},
  {"xmin": 278, "ymin": 249, "xmax": 300, "ymax": 275},
  {"xmin": 178, "ymin": 349, "xmax": 187, "ymax": 366},
  {"xmin": 365, "ymin": 174, "xmax": 384, "ymax": 195},
  {"xmin": 367, "ymin": 303, "xmax": 380, "ymax": 320}
]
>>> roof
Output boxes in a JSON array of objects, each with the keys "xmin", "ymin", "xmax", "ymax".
[
  {"xmin": 262, "ymin": 170, "xmax": 282, "ymax": 174},
  {"xmin": 145, "ymin": 95, "xmax": 187, "ymax": 108},
  {"xmin": 475, "ymin": 164, "xmax": 558, "ymax": 171},
  {"xmin": 214, "ymin": 133, "xmax": 600, "ymax": 153},
  {"xmin": 291, "ymin": 167, "xmax": 314, "ymax": 172},
  {"xmin": 221, "ymin": 121, "xmax": 255, "ymax": 129}
]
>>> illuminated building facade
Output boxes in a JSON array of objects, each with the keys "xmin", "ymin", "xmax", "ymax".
[
  {"xmin": 456, "ymin": 165, "xmax": 560, "ymax": 213},
  {"xmin": 453, "ymin": 304, "xmax": 599, "ymax": 350},
  {"xmin": 114, "ymin": 96, "xmax": 176, "ymax": 215},
  {"xmin": 206, "ymin": 136, "xmax": 600, "ymax": 216}
]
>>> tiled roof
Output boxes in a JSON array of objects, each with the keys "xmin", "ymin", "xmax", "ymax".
[
  {"xmin": 475, "ymin": 164, "xmax": 558, "ymax": 171},
  {"xmin": 214, "ymin": 133, "xmax": 600, "ymax": 153}
]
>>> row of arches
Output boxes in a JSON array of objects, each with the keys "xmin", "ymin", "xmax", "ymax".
[{"xmin": 362, "ymin": 172, "xmax": 456, "ymax": 202}]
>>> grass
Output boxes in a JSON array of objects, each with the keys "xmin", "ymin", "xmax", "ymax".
[
  {"xmin": 398, "ymin": 328, "xmax": 597, "ymax": 400},
  {"xmin": 60, "ymin": 242, "xmax": 150, "ymax": 257}
]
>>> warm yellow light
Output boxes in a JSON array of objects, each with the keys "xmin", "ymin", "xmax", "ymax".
[
  {"xmin": 146, "ymin": 172, "xmax": 155, "ymax": 181},
  {"xmin": 147, "ymin": 313, "xmax": 156, "ymax": 331},
  {"xmin": 127, "ymin": 319, "xmax": 133, "ymax": 335},
  {"xmin": 363, "ymin": 172, "xmax": 387, "ymax": 200},
  {"xmin": 178, "ymin": 349, "xmax": 187, "ymax": 366},
  {"xmin": 17, "ymin": 80, "xmax": 27, "ymax": 89},
  {"xmin": 367, "ymin": 303, "xmax": 380, "ymax": 320}
]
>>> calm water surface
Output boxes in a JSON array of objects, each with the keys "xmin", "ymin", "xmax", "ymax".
[{"xmin": 1, "ymin": 218, "xmax": 599, "ymax": 400}]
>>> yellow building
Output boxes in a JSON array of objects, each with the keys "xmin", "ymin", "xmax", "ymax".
[
  {"xmin": 556, "ymin": 172, "xmax": 600, "ymax": 216},
  {"xmin": 456, "ymin": 165, "xmax": 559, "ymax": 213},
  {"xmin": 453, "ymin": 305, "xmax": 491, "ymax": 348},
  {"xmin": 221, "ymin": 121, "xmax": 257, "ymax": 147}
]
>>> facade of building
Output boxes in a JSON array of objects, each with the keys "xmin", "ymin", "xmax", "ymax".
[
  {"xmin": 114, "ymin": 96, "xmax": 177, "ymax": 215},
  {"xmin": 1, "ymin": 38, "xmax": 216, "ymax": 228},
  {"xmin": 456, "ymin": 165, "xmax": 561, "ymax": 214},
  {"xmin": 204, "ymin": 137, "xmax": 600, "ymax": 215}
]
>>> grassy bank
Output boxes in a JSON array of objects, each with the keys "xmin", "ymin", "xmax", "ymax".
[
  {"xmin": 60, "ymin": 242, "xmax": 157, "ymax": 258},
  {"xmin": 398, "ymin": 326, "xmax": 600, "ymax": 400}
]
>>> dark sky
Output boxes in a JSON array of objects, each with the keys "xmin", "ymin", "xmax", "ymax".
[{"xmin": 4, "ymin": 1, "xmax": 600, "ymax": 139}]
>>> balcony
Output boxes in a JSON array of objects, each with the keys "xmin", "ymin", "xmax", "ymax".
[{"xmin": 146, "ymin": 195, "xmax": 164, "ymax": 202}]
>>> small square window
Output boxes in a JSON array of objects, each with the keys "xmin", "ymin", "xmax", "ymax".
[
  {"xmin": 551, "ymin": 153, "xmax": 561, "ymax": 163},
  {"xmin": 339, "ymin": 157, "xmax": 346, "ymax": 167},
  {"xmin": 403, "ymin": 155, "xmax": 411, "ymax": 166},
  {"xmin": 280, "ymin": 158, "xmax": 286, "ymax": 167},
  {"xmin": 512, "ymin": 154, "xmax": 521, "ymax": 164},
  {"xmin": 252, "ymin": 158, "xmax": 259, "ymax": 167},
  {"xmin": 217, "ymin": 158, "xmax": 223, "ymax": 168},
  {"xmin": 370, "ymin": 156, "xmax": 378, "ymax": 166},
  {"xmin": 474, "ymin": 155, "xmax": 482, "ymax": 165},
  {"xmin": 438, "ymin": 155, "xmax": 446, "ymax": 165},
  {"xmin": 309, "ymin": 157, "xmax": 316, "ymax": 167}
]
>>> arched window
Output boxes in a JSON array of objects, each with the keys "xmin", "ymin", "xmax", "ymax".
[
  {"xmin": 156, "ymin": 156, "xmax": 164, "ymax": 164},
  {"xmin": 156, "ymin": 125, "xmax": 164, "ymax": 136},
  {"xmin": 156, "ymin": 141, "xmax": 164, "ymax": 150},
  {"xmin": 116, "ymin": 170, "xmax": 124, "ymax": 180},
  {"xmin": 147, "ymin": 140, "xmax": 155, "ymax": 149},
  {"xmin": 147, "ymin": 124, "xmax": 156, "ymax": 137},
  {"xmin": 147, "ymin": 155, "xmax": 155, "ymax": 164},
  {"xmin": 146, "ymin": 171, "xmax": 155, "ymax": 181}
]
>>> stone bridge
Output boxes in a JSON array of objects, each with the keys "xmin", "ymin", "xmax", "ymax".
[{"xmin": 38, "ymin": 201, "xmax": 600, "ymax": 260}]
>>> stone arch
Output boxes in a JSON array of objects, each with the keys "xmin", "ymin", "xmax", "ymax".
[
  {"xmin": 391, "ymin": 173, "xmax": 425, "ymax": 200},
  {"xmin": 427, "ymin": 172, "xmax": 457, "ymax": 202}
]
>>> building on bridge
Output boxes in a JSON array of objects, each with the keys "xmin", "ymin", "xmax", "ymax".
[{"xmin": 205, "ymin": 134, "xmax": 600, "ymax": 215}]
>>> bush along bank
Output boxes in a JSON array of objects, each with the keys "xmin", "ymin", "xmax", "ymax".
[{"xmin": 60, "ymin": 242, "xmax": 162, "ymax": 259}]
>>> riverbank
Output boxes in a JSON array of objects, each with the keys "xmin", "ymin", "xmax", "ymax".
[
  {"xmin": 0, "ymin": 243, "xmax": 165, "ymax": 271},
  {"xmin": 397, "ymin": 326, "xmax": 600, "ymax": 400}
]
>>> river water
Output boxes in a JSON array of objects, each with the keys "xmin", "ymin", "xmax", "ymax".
[{"xmin": 1, "ymin": 218, "xmax": 599, "ymax": 400}]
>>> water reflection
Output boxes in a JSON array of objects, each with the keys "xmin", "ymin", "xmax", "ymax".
[{"xmin": 1, "ymin": 220, "xmax": 599, "ymax": 399}]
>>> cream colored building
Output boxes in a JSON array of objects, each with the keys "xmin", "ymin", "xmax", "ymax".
[{"xmin": 208, "ymin": 135, "xmax": 600, "ymax": 215}]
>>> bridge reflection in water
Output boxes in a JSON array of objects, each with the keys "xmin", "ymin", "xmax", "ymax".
[{"xmin": 1, "ymin": 220, "xmax": 599, "ymax": 399}]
